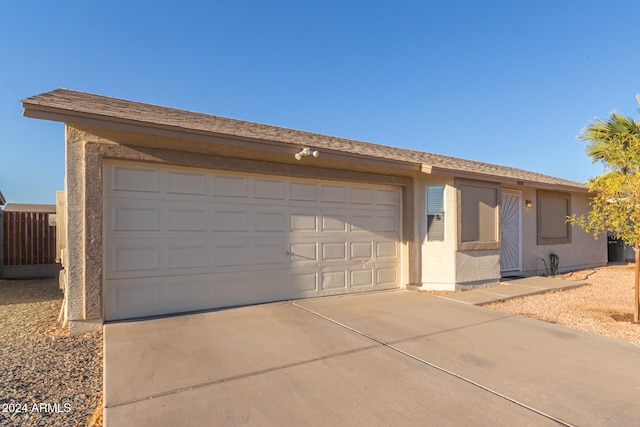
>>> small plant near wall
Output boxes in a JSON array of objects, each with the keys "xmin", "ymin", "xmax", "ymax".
[{"xmin": 549, "ymin": 253, "xmax": 559, "ymax": 276}]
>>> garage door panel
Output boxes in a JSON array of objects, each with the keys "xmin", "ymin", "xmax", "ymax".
[
  {"xmin": 290, "ymin": 182, "xmax": 317, "ymax": 201},
  {"xmin": 213, "ymin": 210, "xmax": 249, "ymax": 232},
  {"xmin": 167, "ymin": 207, "xmax": 207, "ymax": 231},
  {"xmin": 376, "ymin": 241, "xmax": 398, "ymax": 259},
  {"xmin": 108, "ymin": 278, "xmax": 162, "ymax": 319},
  {"xmin": 351, "ymin": 269, "xmax": 374, "ymax": 287},
  {"xmin": 350, "ymin": 215, "xmax": 374, "ymax": 232},
  {"xmin": 376, "ymin": 215, "xmax": 399, "ymax": 233},
  {"xmin": 166, "ymin": 170, "xmax": 208, "ymax": 195},
  {"xmin": 213, "ymin": 175, "xmax": 249, "ymax": 198},
  {"xmin": 108, "ymin": 275, "xmax": 220, "ymax": 320},
  {"xmin": 290, "ymin": 213, "xmax": 317, "ymax": 232},
  {"xmin": 376, "ymin": 188, "xmax": 399, "ymax": 206},
  {"xmin": 289, "ymin": 243, "xmax": 317, "ymax": 263},
  {"xmin": 104, "ymin": 161, "xmax": 401, "ymax": 321},
  {"xmin": 112, "ymin": 206, "xmax": 161, "ymax": 232},
  {"xmin": 111, "ymin": 165, "xmax": 160, "ymax": 194},
  {"xmin": 291, "ymin": 272, "xmax": 318, "ymax": 294},
  {"xmin": 350, "ymin": 187, "xmax": 374, "ymax": 204},
  {"xmin": 377, "ymin": 267, "xmax": 398, "ymax": 286},
  {"xmin": 321, "ymin": 270, "xmax": 347, "ymax": 291},
  {"xmin": 322, "ymin": 243, "xmax": 347, "ymax": 261},
  {"xmin": 167, "ymin": 208, "xmax": 207, "ymax": 231},
  {"xmin": 321, "ymin": 184, "xmax": 347, "ymax": 203},
  {"xmin": 254, "ymin": 211, "xmax": 286, "ymax": 232},
  {"xmin": 167, "ymin": 246, "xmax": 208, "ymax": 270},
  {"xmin": 110, "ymin": 243, "xmax": 162, "ymax": 273},
  {"xmin": 351, "ymin": 242, "xmax": 373, "ymax": 259},
  {"xmin": 166, "ymin": 279, "xmax": 211, "ymax": 306},
  {"xmin": 253, "ymin": 178, "xmax": 286, "ymax": 200},
  {"xmin": 212, "ymin": 272, "xmax": 288, "ymax": 306},
  {"xmin": 213, "ymin": 242, "xmax": 251, "ymax": 267},
  {"xmin": 107, "ymin": 240, "xmax": 211, "ymax": 279},
  {"xmin": 249, "ymin": 272, "xmax": 289, "ymax": 299},
  {"xmin": 322, "ymin": 215, "xmax": 347, "ymax": 231},
  {"xmin": 254, "ymin": 242, "xmax": 287, "ymax": 266},
  {"xmin": 211, "ymin": 275, "xmax": 248, "ymax": 303}
]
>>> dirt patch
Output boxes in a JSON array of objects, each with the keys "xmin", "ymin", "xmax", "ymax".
[
  {"xmin": 0, "ymin": 279, "xmax": 103, "ymax": 427},
  {"xmin": 484, "ymin": 264, "xmax": 640, "ymax": 345}
]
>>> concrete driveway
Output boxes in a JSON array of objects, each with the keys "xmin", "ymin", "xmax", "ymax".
[{"xmin": 103, "ymin": 290, "xmax": 640, "ymax": 426}]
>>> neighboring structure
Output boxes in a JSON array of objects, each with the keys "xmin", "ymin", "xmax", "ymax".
[
  {"xmin": 1, "ymin": 202, "xmax": 60, "ymax": 279},
  {"xmin": 22, "ymin": 89, "xmax": 607, "ymax": 334},
  {"xmin": 0, "ymin": 192, "xmax": 4, "ymax": 279}
]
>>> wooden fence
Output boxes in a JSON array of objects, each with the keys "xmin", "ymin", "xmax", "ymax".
[{"xmin": 2, "ymin": 211, "xmax": 56, "ymax": 266}]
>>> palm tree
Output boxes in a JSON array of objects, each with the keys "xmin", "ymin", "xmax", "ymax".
[{"xmin": 575, "ymin": 96, "xmax": 640, "ymax": 323}]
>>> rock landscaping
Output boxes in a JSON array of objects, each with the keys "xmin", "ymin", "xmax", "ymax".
[{"xmin": 0, "ymin": 279, "xmax": 102, "ymax": 427}]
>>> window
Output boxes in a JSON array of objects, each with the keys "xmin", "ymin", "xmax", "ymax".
[
  {"xmin": 427, "ymin": 186, "xmax": 445, "ymax": 241},
  {"xmin": 537, "ymin": 190, "xmax": 571, "ymax": 245},
  {"xmin": 457, "ymin": 180, "xmax": 500, "ymax": 251}
]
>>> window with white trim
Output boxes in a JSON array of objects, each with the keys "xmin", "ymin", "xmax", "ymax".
[{"xmin": 427, "ymin": 186, "xmax": 445, "ymax": 241}]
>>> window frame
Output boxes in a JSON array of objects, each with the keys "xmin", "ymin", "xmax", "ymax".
[
  {"xmin": 426, "ymin": 185, "xmax": 445, "ymax": 242},
  {"xmin": 537, "ymin": 190, "xmax": 571, "ymax": 245},
  {"xmin": 455, "ymin": 179, "xmax": 501, "ymax": 251}
]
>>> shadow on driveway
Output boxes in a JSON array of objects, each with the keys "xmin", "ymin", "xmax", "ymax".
[{"xmin": 104, "ymin": 290, "xmax": 640, "ymax": 426}]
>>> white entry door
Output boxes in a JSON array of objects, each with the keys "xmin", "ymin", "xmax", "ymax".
[
  {"xmin": 500, "ymin": 191, "xmax": 521, "ymax": 273},
  {"xmin": 103, "ymin": 161, "xmax": 402, "ymax": 321}
]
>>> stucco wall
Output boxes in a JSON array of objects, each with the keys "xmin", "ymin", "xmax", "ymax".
[
  {"xmin": 419, "ymin": 176, "xmax": 457, "ymax": 289},
  {"xmin": 455, "ymin": 250, "xmax": 501, "ymax": 287},
  {"xmin": 516, "ymin": 187, "xmax": 607, "ymax": 275},
  {"xmin": 417, "ymin": 182, "xmax": 606, "ymax": 291},
  {"xmin": 419, "ymin": 177, "xmax": 500, "ymax": 290},
  {"xmin": 64, "ymin": 127, "xmax": 86, "ymax": 325}
]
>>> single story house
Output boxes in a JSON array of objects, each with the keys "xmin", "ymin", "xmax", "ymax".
[{"xmin": 22, "ymin": 89, "xmax": 606, "ymax": 334}]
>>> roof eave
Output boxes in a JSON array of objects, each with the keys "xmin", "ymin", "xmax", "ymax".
[
  {"xmin": 422, "ymin": 164, "xmax": 589, "ymax": 193},
  {"xmin": 22, "ymin": 102, "xmax": 422, "ymax": 173}
]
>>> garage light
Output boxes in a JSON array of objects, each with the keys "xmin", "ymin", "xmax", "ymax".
[{"xmin": 295, "ymin": 147, "xmax": 319, "ymax": 160}]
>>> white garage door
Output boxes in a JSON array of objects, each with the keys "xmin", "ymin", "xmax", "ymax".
[{"xmin": 103, "ymin": 161, "xmax": 401, "ymax": 321}]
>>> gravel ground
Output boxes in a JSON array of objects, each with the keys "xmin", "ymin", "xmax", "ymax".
[
  {"xmin": 0, "ymin": 278, "xmax": 102, "ymax": 427},
  {"xmin": 484, "ymin": 264, "xmax": 640, "ymax": 345}
]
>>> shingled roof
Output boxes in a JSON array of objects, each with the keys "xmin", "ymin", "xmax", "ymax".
[{"xmin": 22, "ymin": 89, "xmax": 587, "ymax": 191}]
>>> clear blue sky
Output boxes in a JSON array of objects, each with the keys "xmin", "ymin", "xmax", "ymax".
[{"xmin": 2, "ymin": 0, "xmax": 639, "ymax": 204}]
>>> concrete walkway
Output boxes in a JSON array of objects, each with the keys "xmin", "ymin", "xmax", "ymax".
[
  {"xmin": 103, "ymin": 283, "xmax": 640, "ymax": 427},
  {"xmin": 439, "ymin": 275, "xmax": 587, "ymax": 305}
]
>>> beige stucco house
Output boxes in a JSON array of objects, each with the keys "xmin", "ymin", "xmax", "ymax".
[{"xmin": 22, "ymin": 89, "xmax": 606, "ymax": 334}]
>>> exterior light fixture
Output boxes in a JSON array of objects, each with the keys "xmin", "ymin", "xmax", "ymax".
[
  {"xmin": 525, "ymin": 200, "xmax": 533, "ymax": 208},
  {"xmin": 294, "ymin": 147, "xmax": 319, "ymax": 160}
]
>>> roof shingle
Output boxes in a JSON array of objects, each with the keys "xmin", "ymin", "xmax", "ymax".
[{"xmin": 22, "ymin": 88, "xmax": 587, "ymax": 191}]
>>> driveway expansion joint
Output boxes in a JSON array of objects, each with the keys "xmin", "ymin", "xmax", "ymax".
[
  {"xmin": 104, "ymin": 343, "xmax": 380, "ymax": 410},
  {"xmin": 290, "ymin": 301, "xmax": 576, "ymax": 427},
  {"xmin": 386, "ymin": 314, "xmax": 516, "ymax": 346}
]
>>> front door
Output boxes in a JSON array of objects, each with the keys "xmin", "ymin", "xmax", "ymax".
[{"xmin": 500, "ymin": 191, "xmax": 521, "ymax": 273}]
